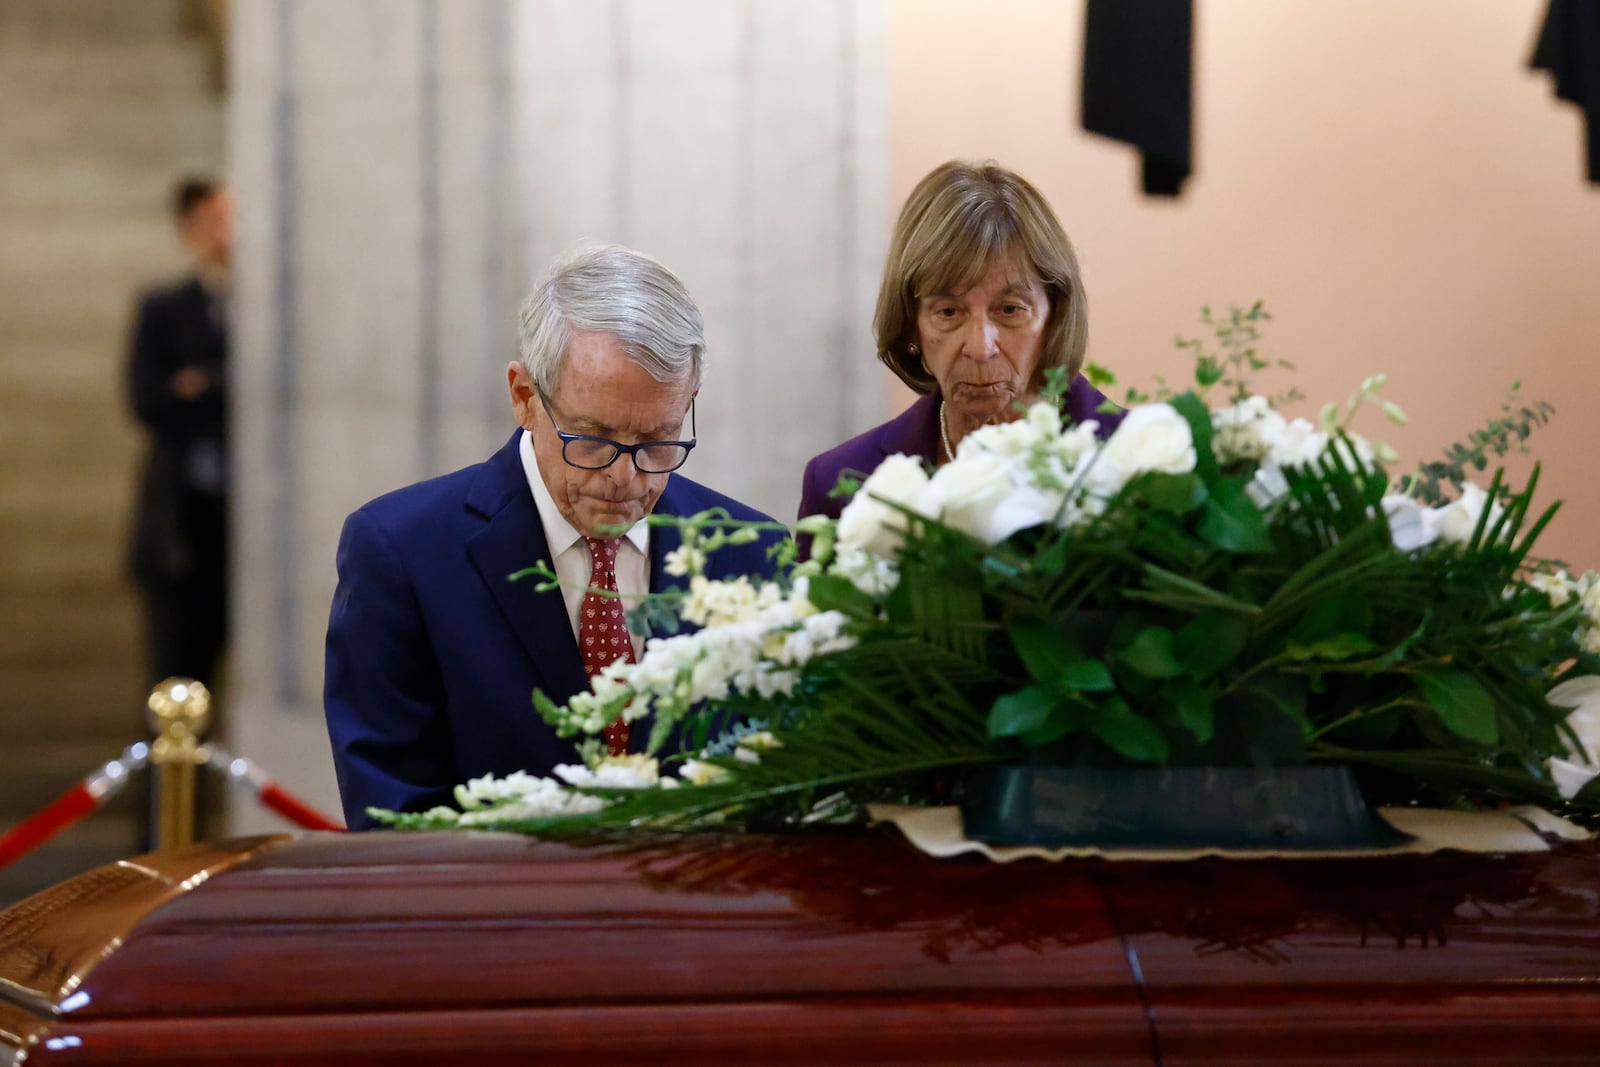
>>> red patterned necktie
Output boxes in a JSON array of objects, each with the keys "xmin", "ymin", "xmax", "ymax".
[{"xmin": 581, "ymin": 536, "xmax": 635, "ymax": 755}]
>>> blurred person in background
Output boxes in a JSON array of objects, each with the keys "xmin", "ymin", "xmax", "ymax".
[{"xmin": 125, "ymin": 177, "xmax": 232, "ymax": 695}]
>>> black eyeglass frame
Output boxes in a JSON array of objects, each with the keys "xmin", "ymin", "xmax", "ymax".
[{"xmin": 536, "ymin": 388, "xmax": 697, "ymax": 474}]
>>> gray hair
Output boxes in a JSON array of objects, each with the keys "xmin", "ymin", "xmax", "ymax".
[{"xmin": 517, "ymin": 243, "xmax": 705, "ymax": 394}]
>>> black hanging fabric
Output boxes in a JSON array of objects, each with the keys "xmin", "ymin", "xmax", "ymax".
[
  {"xmin": 1531, "ymin": 0, "xmax": 1600, "ymax": 183},
  {"xmin": 1081, "ymin": 0, "xmax": 1195, "ymax": 197}
]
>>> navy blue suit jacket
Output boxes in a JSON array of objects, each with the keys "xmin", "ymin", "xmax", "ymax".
[
  {"xmin": 798, "ymin": 376, "xmax": 1124, "ymax": 521},
  {"xmin": 325, "ymin": 431, "xmax": 783, "ymax": 828}
]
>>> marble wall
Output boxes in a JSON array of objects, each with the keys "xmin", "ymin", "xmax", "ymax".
[{"xmin": 229, "ymin": 0, "xmax": 887, "ymax": 830}]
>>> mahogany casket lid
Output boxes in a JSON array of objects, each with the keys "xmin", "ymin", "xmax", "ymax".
[{"xmin": 2, "ymin": 827, "xmax": 1598, "ymax": 1065}]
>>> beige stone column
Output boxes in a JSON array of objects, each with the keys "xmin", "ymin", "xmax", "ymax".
[{"xmin": 229, "ymin": 0, "xmax": 886, "ymax": 831}]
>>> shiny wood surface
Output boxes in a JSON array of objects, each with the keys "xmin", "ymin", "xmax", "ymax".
[
  {"xmin": 0, "ymin": 836, "xmax": 286, "ymax": 1061},
  {"xmin": 2, "ymin": 828, "xmax": 1598, "ymax": 1064}
]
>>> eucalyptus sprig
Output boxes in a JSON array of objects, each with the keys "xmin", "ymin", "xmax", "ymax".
[{"xmin": 1406, "ymin": 382, "xmax": 1556, "ymax": 507}]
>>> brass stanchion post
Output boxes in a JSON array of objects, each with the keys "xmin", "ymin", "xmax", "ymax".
[{"xmin": 145, "ymin": 678, "xmax": 212, "ymax": 851}]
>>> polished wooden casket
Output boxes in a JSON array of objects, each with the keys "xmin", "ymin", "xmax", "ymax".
[{"xmin": 2, "ymin": 827, "xmax": 1599, "ymax": 1065}]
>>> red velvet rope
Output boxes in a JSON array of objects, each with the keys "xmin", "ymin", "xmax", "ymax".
[
  {"xmin": 0, "ymin": 783, "xmax": 100, "ymax": 872},
  {"xmin": 258, "ymin": 782, "xmax": 344, "ymax": 831}
]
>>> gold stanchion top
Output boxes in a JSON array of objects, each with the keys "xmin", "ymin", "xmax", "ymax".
[{"xmin": 145, "ymin": 678, "xmax": 212, "ymax": 762}]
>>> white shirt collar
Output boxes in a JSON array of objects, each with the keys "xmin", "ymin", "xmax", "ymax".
[{"xmin": 518, "ymin": 429, "xmax": 650, "ymax": 557}]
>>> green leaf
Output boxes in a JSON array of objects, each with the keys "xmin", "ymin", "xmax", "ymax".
[
  {"xmin": 1088, "ymin": 703, "xmax": 1170, "ymax": 762},
  {"xmin": 1033, "ymin": 537, "xmax": 1069, "ymax": 576},
  {"xmin": 988, "ymin": 685, "xmax": 1061, "ymax": 739},
  {"xmin": 1284, "ymin": 633, "xmax": 1379, "ymax": 662},
  {"xmin": 1170, "ymin": 392, "xmax": 1219, "ymax": 480},
  {"xmin": 1133, "ymin": 471, "xmax": 1208, "ymax": 514},
  {"xmin": 1060, "ymin": 659, "xmax": 1118, "ymax": 692},
  {"xmin": 1174, "ymin": 612, "xmax": 1251, "ymax": 679},
  {"xmin": 805, "ymin": 574, "xmax": 877, "ymax": 619},
  {"xmin": 1019, "ymin": 705, "xmax": 1080, "ymax": 748},
  {"xmin": 1168, "ymin": 679, "xmax": 1216, "ymax": 742},
  {"xmin": 1118, "ymin": 626, "xmax": 1184, "ymax": 679},
  {"xmin": 1008, "ymin": 621, "xmax": 1079, "ymax": 683},
  {"xmin": 1414, "ymin": 670, "xmax": 1498, "ymax": 745},
  {"xmin": 1198, "ymin": 477, "xmax": 1271, "ymax": 553},
  {"xmin": 1289, "ymin": 586, "xmax": 1374, "ymax": 645}
]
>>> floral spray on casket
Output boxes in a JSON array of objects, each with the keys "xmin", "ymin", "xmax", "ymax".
[{"xmin": 372, "ymin": 305, "xmax": 1600, "ymax": 844}]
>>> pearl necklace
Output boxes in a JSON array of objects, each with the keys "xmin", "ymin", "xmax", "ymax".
[{"xmin": 938, "ymin": 400, "xmax": 955, "ymax": 462}]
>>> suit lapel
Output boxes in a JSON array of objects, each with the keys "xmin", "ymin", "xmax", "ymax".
[
  {"xmin": 647, "ymin": 479, "xmax": 688, "ymax": 597},
  {"xmin": 464, "ymin": 434, "xmax": 589, "ymax": 703}
]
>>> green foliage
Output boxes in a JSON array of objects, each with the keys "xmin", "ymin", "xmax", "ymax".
[
  {"xmin": 1409, "ymin": 382, "xmax": 1556, "ymax": 507},
  {"xmin": 416, "ymin": 305, "xmax": 1595, "ymax": 836}
]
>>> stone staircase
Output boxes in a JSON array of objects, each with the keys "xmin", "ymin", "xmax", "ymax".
[{"xmin": 0, "ymin": 0, "xmax": 223, "ymax": 906}]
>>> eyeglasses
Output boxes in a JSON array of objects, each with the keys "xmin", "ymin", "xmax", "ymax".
[{"xmin": 537, "ymin": 389, "xmax": 697, "ymax": 474}]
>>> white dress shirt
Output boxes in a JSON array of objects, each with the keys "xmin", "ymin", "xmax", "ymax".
[{"xmin": 519, "ymin": 429, "xmax": 649, "ymax": 660}]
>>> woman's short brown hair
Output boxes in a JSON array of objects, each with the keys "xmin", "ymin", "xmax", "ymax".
[{"xmin": 874, "ymin": 160, "xmax": 1087, "ymax": 394}]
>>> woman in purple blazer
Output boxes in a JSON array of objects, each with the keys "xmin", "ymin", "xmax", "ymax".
[{"xmin": 799, "ymin": 160, "xmax": 1122, "ymax": 521}]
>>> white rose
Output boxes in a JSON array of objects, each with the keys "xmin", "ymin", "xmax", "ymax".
[
  {"xmin": 1380, "ymin": 494, "xmax": 1439, "ymax": 553},
  {"xmin": 1432, "ymin": 482, "xmax": 1504, "ymax": 545},
  {"xmin": 835, "ymin": 453, "xmax": 931, "ymax": 556},
  {"xmin": 1547, "ymin": 676, "xmax": 1600, "ymax": 799},
  {"xmin": 973, "ymin": 485, "xmax": 1064, "ymax": 544},
  {"xmin": 925, "ymin": 451, "xmax": 1016, "ymax": 540},
  {"xmin": 1091, "ymin": 403, "xmax": 1196, "ymax": 495}
]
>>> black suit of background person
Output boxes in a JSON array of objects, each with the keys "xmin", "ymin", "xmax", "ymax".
[{"xmin": 126, "ymin": 178, "xmax": 232, "ymax": 693}]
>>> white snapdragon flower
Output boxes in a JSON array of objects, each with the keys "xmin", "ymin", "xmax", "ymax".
[
  {"xmin": 1055, "ymin": 420, "xmax": 1102, "ymax": 470},
  {"xmin": 554, "ymin": 754, "xmax": 661, "ymax": 790},
  {"xmin": 1578, "ymin": 571, "xmax": 1600, "ymax": 619},
  {"xmin": 681, "ymin": 575, "xmax": 783, "ymax": 628},
  {"xmin": 831, "ymin": 545, "xmax": 900, "ymax": 596},
  {"xmin": 734, "ymin": 730, "xmax": 783, "ymax": 764},
  {"xmin": 1247, "ymin": 418, "xmax": 1331, "ymax": 507},
  {"xmin": 1329, "ymin": 431, "xmax": 1377, "ymax": 469},
  {"xmin": 1380, "ymin": 495, "xmax": 1440, "ymax": 553},
  {"xmin": 1433, "ymin": 482, "xmax": 1504, "ymax": 545},
  {"xmin": 1547, "ymin": 676, "xmax": 1600, "ymax": 799},
  {"xmin": 452, "ymin": 771, "xmax": 609, "ymax": 823},
  {"xmin": 1265, "ymin": 417, "xmax": 1329, "ymax": 468},
  {"xmin": 1089, "ymin": 403, "xmax": 1196, "ymax": 496},
  {"xmin": 455, "ymin": 770, "xmax": 551, "ymax": 810},
  {"xmin": 679, "ymin": 759, "xmax": 730, "ymax": 785},
  {"xmin": 774, "ymin": 609, "xmax": 853, "ymax": 666},
  {"xmin": 1527, "ymin": 569, "xmax": 1573, "ymax": 608},
  {"xmin": 662, "ymin": 542, "xmax": 707, "ymax": 577},
  {"xmin": 959, "ymin": 405, "xmax": 1058, "ymax": 460},
  {"xmin": 835, "ymin": 454, "xmax": 932, "ymax": 556},
  {"xmin": 1212, "ymin": 395, "xmax": 1286, "ymax": 464}
]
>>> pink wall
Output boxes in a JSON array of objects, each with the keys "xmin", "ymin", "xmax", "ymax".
[{"xmin": 889, "ymin": 0, "xmax": 1599, "ymax": 569}]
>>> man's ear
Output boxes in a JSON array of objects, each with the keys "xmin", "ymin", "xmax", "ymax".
[{"xmin": 507, "ymin": 361, "xmax": 537, "ymax": 430}]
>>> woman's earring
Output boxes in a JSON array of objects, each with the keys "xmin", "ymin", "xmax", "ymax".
[{"xmin": 906, "ymin": 342, "xmax": 921, "ymax": 364}]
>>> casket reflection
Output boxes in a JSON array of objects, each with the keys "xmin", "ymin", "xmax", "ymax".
[{"xmin": 2, "ymin": 828, "xmax": 1599, "ymax": 1065}]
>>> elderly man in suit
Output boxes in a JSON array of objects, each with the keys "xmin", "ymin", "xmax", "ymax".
[{"xmin": 324, "ymin": 245, "xmax": 782, "ymax": 829}]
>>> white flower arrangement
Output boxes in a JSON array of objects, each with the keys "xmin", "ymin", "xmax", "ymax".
[{"xmin": 371, "ymin": 307, "xmax": 1600, "ymax": 835}]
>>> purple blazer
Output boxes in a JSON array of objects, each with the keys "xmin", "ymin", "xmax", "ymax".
[{"xmin": 798, "ymin": 376, "xmax": 1124, "ymax": 520}]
